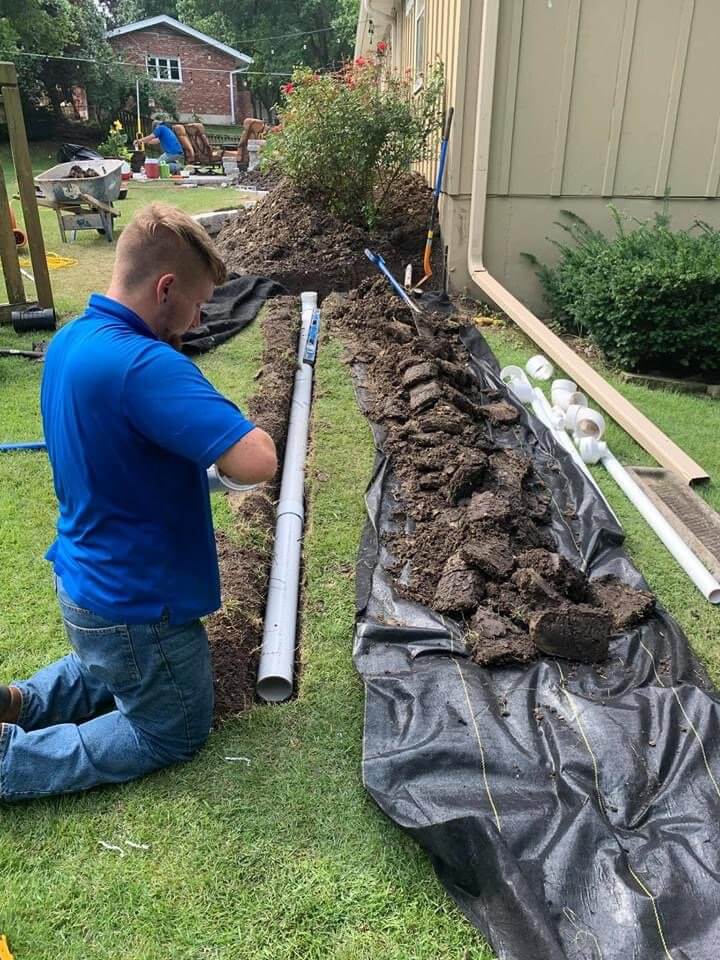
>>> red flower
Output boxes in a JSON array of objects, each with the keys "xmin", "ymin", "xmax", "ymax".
[
  {"xmin": 355, "ymin": 56, "xmax": 367, "ymax": 67},
  {"xmin": 280, "ymin": 82, "xmax": 295, "ymax": 95},
  {"xmin": 377, "ymin": 41, "xmax": 388, "ymax": 54}
]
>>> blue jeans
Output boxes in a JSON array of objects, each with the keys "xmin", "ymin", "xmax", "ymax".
[
  {"xmin": 0, "ymin": 578, "xmax": 213, "ymax": 801},
  {"xmin": 159, "ymin": 152, "xmax": 183, "ymax": 173}
]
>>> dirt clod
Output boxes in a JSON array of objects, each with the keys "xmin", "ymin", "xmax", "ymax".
[{"xmin": 529, "ymin": 606, "xmax": 613, "ymax": 662}]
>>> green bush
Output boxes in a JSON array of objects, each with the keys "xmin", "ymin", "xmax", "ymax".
[
  {"xmin": 527, "ymin": 208, "xmax": 720, "ymax": 374},
  {"xmin": 262, "ymin": 48, "xmax": 444, "ymax": 224}
]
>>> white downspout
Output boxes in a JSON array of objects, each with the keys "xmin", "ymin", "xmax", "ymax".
[
  {"xmin": 355, "ymin": 0, "xmax": 395, "ymax": 58},
  {"xmin": 230, "ymin": 67, "xmax": 248, "ymax": 125},
  {"xmin": 464, "ymin": 0, "xmax": 708, "ymax": 486}
]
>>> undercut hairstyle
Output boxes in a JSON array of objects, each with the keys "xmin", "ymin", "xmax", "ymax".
[{"xmin": 113, "ymin": 203, "xmax": 226, "ymax": 287}]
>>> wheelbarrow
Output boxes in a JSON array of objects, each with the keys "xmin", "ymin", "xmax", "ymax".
[{"xmin": 34, "ymin": 159, "xmax": 124, "ymax": 242}]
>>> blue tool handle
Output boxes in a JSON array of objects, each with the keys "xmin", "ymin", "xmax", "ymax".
[{"xmin": 364, "ymin": 249, "xmax": 405, "ymax": 299}]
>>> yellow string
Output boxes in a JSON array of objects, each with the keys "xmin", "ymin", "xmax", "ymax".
[
  {"xmin": 453, "ymin": 660, "xmax": 502, "ymax": 832},
  {"xmin": 639, "ymin": 640, "xmax": 720, "ymax": 800},
  {"xmin": 556, "ymin": 663, "xmax": 606, "ymax": 815},
  {"xmin": 627, "ymin": 866, "xmax": 675, "ymax": 960}
]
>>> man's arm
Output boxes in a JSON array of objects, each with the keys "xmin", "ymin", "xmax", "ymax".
[
  {"xmin": 135, "ymin": 134, "xmax": 160, "ymax": 147},
  {"xmin": 216, "ymin": 428, "xmax": 277, "ymax": 484}
]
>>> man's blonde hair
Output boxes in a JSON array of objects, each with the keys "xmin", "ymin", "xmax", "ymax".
[{"xmin": 114, "ymin": 202, "xmax": 226, "ymax": 287}]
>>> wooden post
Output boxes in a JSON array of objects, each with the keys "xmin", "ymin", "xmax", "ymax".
[
  {"xmin": 0, "ymin": 62, "xmax": 53, "ymax": 310},
  {"xmin": 0, "ymin": 161, "xmax": 25, "ymax": 307}
]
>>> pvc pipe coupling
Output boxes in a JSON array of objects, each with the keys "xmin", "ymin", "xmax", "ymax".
[
  {"xmin": 551, "ymin": 378, "xmax": 588, "ymax": 412},
  {"xmin": 500, "ymin": 365, "xmax": 534, "ymax": 404},
  {"xmin": 525, "ymin": 355, "xmax": 554, "ymax": 381},
  {"xmin": 576, "ymin": 436, "xmax": 608, "ymax": 465},
  {"xmin": 206, "ymin": 464, "xmax": 259, "ymax": 494}
]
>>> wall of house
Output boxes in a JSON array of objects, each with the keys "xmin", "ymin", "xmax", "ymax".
[
  {"xmin": 365, "ymin": 0, "xmax": 720, "ymax": 312},
  {"xmin": 109, "ymin": 24, "xmax": 240, "ymax": 124}
]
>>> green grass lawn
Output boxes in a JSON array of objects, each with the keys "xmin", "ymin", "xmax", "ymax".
[{"xmin": 1, "ymin": 142, "xmax": 720, "ymax": 958}]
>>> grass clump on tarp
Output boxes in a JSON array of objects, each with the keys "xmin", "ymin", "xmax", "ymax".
[{"xmin": 526, "ymin": 207, "xmax": 720, "ymax": 375}]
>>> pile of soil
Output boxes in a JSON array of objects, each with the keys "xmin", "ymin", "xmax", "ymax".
[
  {"xmin": 236, "ymin": 168, "xmax": 282, "ymax": 191},
  {"xmin": 205, "ymin": 297, "xmax": 299, "ymax": 720},
  {"xmin": 325, "ymin": 279, "xmax": 655, "ymax": 666},
  {"xmin": 67, "ymin": 165, "xmax": 99, "ymax": 179},
  {"xmin": 216, "ymin": 172, "xmax": 433, "ymax": 298}
]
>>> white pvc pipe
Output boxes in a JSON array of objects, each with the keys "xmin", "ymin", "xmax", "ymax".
[
  {"xmin": 256, "ymin": 292, "xmax": 319, "ymax": 702},
  {"xmin": 577, "ymin": 438, "xmax": 720, "ymax": 604},
  {"xmin": 532, "ymin": 388, "xmax": 619, "ymax": 523}
]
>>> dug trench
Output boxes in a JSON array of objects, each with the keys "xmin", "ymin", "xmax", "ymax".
[
  {"xmin": 205, "ymin": 297, "xmax": 298, "ymax": 721},
  {"xmin": 325, "ymin": 279, "xmax": 655, "ymax": 665}
]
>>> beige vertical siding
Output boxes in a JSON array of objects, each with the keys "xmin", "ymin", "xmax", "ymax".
[
  {"xmin": 485, "ymin": 0, "xmax": 720, "ymax": 200},
  {"xmin": 479, "ymin": 0, "xmax": 720, "ymax": 308}
]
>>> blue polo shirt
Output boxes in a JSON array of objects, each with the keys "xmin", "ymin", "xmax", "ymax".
[
  {"xmin": 40, "ymin": 294, "xmax": 255, "ymax": 625},
  {"xmin": 155, "ymin": 124, "xmax": 183, "ymax": 157}
]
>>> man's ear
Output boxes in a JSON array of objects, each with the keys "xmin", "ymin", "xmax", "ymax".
[{"xmin": 155, "ymin": 273, "xmax": 175, "ymax": 304}]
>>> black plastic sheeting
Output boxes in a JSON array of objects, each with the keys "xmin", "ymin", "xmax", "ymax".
[
  {"xmin": 352, "ymin": 325, "xmax": 720, "ymax": 960},
  {"xmin": 182, "ymin": 274, "xmax": 287, "ymax": 355}
]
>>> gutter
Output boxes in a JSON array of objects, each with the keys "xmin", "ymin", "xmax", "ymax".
[{"xmin": 465, "ymin": 0, "xmax": 708, "ymax": 486}]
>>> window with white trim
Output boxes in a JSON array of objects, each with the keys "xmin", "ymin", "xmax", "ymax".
[{"xmin": 146, "ymin": 56, "xmax": 182, "ymax": 83}]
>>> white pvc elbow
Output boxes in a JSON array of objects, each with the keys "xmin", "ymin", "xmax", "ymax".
[
  {"xmin": 500, "ymin": 365, "xmax": 534, "ymax": 404},
  {"xmin": 526, "ymin": 355, "xmax": 554, "ymax": 381}
]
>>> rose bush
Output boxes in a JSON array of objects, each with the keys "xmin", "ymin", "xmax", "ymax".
[{"xmin": 262, "ymin": 48, "xmax": 444, "ymax": 224}]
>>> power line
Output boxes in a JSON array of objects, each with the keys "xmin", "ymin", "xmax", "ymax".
[
  {"xmin": 3, "ymin": 50, "xmax": 294, "ymax": 78},
  {"xmin": 120, "ymin": 26, "xmax": 336, "ymax": 46}
]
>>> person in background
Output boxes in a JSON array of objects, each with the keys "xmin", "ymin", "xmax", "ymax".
[
  {"xmin": 136, "ymin": 117, "xmax": 185, "ymax": 172},
  {"xmin": 0, "ymin": 203, "xmax": 277, "ymax": 801}
]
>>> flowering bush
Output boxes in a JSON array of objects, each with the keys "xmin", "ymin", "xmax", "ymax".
[
  {"xmin": 96, "ymin": 120, "xmax": 131, "ymax": 161},
  {"xmin": 262, "ymin": 50, "xmax": 445, "ymax": 223}
]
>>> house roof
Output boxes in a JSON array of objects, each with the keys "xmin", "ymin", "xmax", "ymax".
[{"xmin": 105, "ymin": 15, "xmax": 253, "ymax": 65}]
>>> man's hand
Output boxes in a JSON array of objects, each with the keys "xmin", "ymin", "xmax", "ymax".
[{"xmin": 216, "ymin": 428, "xmax": 277, "ymax": 485}]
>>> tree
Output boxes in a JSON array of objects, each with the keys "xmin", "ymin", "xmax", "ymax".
[
  {"xmin": 0, "ymin": 0, "xmax": 116, "ymax": 119},
  {"xmin": 175, "ymin": 0, "xmax": 359, "ymax": 113}
]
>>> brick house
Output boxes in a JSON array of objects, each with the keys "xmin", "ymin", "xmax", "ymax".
[{"xmin": 106, "ymin": 15, "xmax": 253, "ymax": 125}]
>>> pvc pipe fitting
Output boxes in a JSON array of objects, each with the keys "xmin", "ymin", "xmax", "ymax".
[
  {"xmin": 573, "ymin": 407, "xmax": 606, "ymax": 441},
  {"xmin": 550, "ymin": 379, "xmax": 576, "ymax": 408},
  {"xmin": 525, "ymin": 354, "xmax": 554, "ymax": 381},
  {"xmin": 500, "ymin": 365, "xmax": 533, "ymax": 404},
  {"xmin": 206, "ymin": 465, "xmax": 259, "ymax": 494},
  {"xmin": 551, "ymin": 379, "xmax": 587, "ymax": 412},
  {"xmin": 564, "ymin": 403, "xmax": 587, "ymax": 433},
  {"xmin": 549, "ymin": 406, "xmax": 567, "ymax": 431},
  {"xmin": 576, "ymin": 436, "xmax": 607, "ymax": 465}
]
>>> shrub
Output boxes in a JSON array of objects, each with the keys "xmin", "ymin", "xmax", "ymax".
[
  {"xmin": 526, "ymin": 208, "xmax": 720, "ymax": 374},
  {"xmin": 96, "ymin": 120, "xmax": 131, "ymax": 161},
  {"xmin": 262, "ymin": 48, "xmax": 444, "ymax": 224}
]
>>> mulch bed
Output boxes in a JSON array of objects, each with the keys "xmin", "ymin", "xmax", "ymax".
[
  {"xmin": 216, "ymin": 172, "xmax": 434, "ymax": 298},
  {"xmin": 206, "ymin": 297, "xmax": 299, "ymax": 721},
  {"xmin": 325, "ymin": 279, "xmax": 654, "ymax": 666}
]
